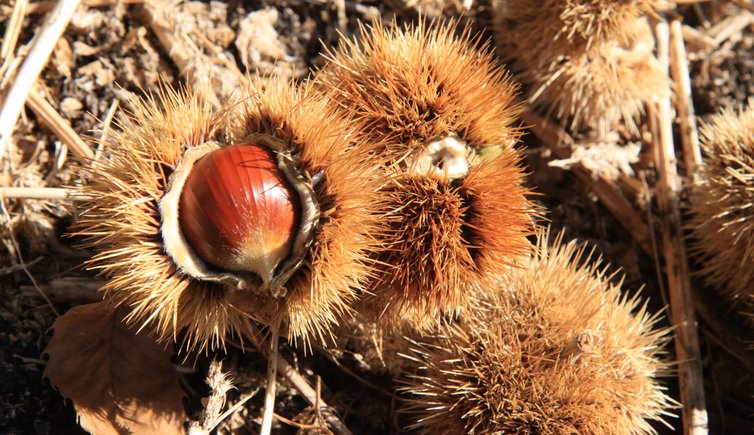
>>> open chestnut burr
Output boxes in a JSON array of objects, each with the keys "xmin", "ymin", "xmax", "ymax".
[
  {"xmin": 313, "ymin": 19, "xmax": 537, "ymax": 331},
  {"xmin": 73, "ymin": 82, "xmax": 385, "ymax": 351}
]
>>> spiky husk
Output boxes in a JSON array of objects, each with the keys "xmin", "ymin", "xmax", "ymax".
[
  {"xmin": 401, "ymin": 230, "xmax": 674, "ymax": 434},
  {"xmin": 229, "ymin": 79, "xmax": 387, "ymax": 347},
  {"xmin": 314, "ymin": 18, "xmax": 522, "ymax": 163},
  {"xmin": 493, "ymin": 2, "xmax": 669, "ymax": 136},
  {"xmin": 73, "ymin": 82, "xmax": 385, "ymax": 352},
  {"xmin": 72, "ymin": 86, "xmax": 254, "ymax": 352},
  {"xmin": 494, "ymin": 0, "xmax": 657, "ymax": 48},
  {"xmin": 313, "ymin": 18, "xmax": 534, "ymax": 330},
  {"xmin": 688, "ymin": 100, "xmax": 754, "ymax": 316},
  {"xmin": 362, "ymin": 152, "xmax": 534, "ymax": 331}
]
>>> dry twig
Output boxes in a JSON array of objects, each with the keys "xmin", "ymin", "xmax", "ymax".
[
  {"xmin": 26, "ymin": 0, "xmax": 145, "ymax": 14},
  {"xmin": 669, "ymin": 18, "xmax": 702, "ymax": 176},
  {"xmin": 0, "ymin": 0, "xmax": 82, "ymax": 166},
  {"xmin": 20, "ymin": 277, "xmax": 102, "ymax": 303},
  {"xmin": 653, "ymin": 18, "xmax": 708, "ymax": 435},
  {"xmin": 249, "ymin": 331, "xmax": 352, "ymax": 435},
  {"xmin": 0, "ymin": 187, "xmax": 92, "ymax": 201},
  {"xmin": 26, "ymin": 90, "xmax": 93, "ymax": 160},
  {"xmin": 260, "ymin": 325, "xmax": 280, "ymax": 435},
  {"xmin": 0, "ymin": 200, "xmax": 59, "ymax": 316},
  {"xmin": 0, "ymin": 0, "xmax": 28, "ymax": 67}
]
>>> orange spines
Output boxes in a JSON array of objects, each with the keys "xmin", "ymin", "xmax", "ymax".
[
  {"xmin": 73, "ymin": 87, "xmax": 244, "ymax": 351},
  {"xmin": 230, "ymin": 79, "xmax": 387, "ymax": 346},
  {"xmin": 315, "ymin": 19, "xmax": 522, "ymax": 161},
  {"xmin": 493, "ymin": 0, "xmax": 668, "ymax": 136},
  {"xmin": 400, "ymin": 230, "xmax": 674, "ymax": 434},
  {"xmin": 73, "ymin": 80, "xmax": 385, "ymax": 351},
  {"xmin": 688, "ymin": 99, "xmax": 754, "ymax": 315},
  {"xmin": 313, "ymin": 19, "xmax": 535, "ymax": 330}
]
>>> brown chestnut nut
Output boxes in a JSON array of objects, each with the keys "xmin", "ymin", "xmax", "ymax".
[
  {"xmin": 160, "ymin": 141, "xmax": 319, "ymax": 294},
  {"xmin": 178, "ymin": 144, "xmax": 299, "ymax": 285}
]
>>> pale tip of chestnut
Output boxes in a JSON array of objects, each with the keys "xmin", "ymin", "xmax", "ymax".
[{"xmin": 408, "ymin": 134, "xmax": 471, "ymax": 180}]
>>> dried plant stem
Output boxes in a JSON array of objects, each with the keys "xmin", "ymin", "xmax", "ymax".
[
  {"xmin": 521, "ymin": 110, "xmax": 652, "ymax": 254},
  {"xmin": 94, "ymin": 100, "xmax": 119, "ymax": 163},
  {"xmin": 27, "ymin": 0, "xmax": 144, "ymax": 14},
  {"xmin": 654, "ymin": 19, "xmax": 708, "ymax": 435},
  {"xmin": 669, "ymin": 18, "xmax": 702, "ymax": 176},
  {"xmin": 0, "ymin": 0, "xmax": 81, "ymax": 165},
  {"xmin": 260, "ymin": 326, "xmax": 280, "ymax": 435},
  {"xmin": 20, "ymin": 277, "xmax": 102, "ymax": 303},
  {"xmin": 26, "ymin": 90, "xmax": 93, "ymax": 160},
  {"xmin": 0, "ymin": 187, "xmax": 92, "ymax": 201},
  {"xmin": 249, "ymin": 330, "xmax": 352, "ymax": 435},
  {"xmin": 0, "ymin": 0, "xmax": 28, "ymax": 65}
]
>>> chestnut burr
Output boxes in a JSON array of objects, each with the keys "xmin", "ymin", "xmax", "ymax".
[
  {"xmin": 688, "ymin": 100, "xmax": 754, "ymax": 320},
  {"xmin": 492, "ymin": 0, "xmax": 668, "ymax": 136},
  {"xmin": 73, "ymin": 81, "xmax": 384, "ymax": 351},
  {"xmin": 400, "ymin": 230, "xmax": 674, "ymax": 434},
  {"xmin": 313, "ymin": 19, "xmax": 537, "ymax": 331}
]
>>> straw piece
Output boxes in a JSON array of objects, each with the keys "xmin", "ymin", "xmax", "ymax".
[
  {"xmin": 0, "ymin": 0, "xmax": 82, "ymax": 165},
  {"xmin": 26, "ymin": 90, "xmax": 93, "ymax": 160},
  {"xmin": 669, "ymin": 18, "xmax": 702, "ymax": 176},
  {"xmin": 0, "ymin": 187, "xmax": 92, "ymax": 201},
  {"xmin": 654, "ymin": 18, "xmax": 708, "ymax": 435},
  {"xmin": 0, "ymin": 0, "xmax": 29, "ymax": 64}
]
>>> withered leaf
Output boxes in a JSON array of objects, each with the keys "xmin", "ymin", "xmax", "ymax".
[{"xmin": 44, "ymin": 301, "xmax": 186, "ymax": 435}]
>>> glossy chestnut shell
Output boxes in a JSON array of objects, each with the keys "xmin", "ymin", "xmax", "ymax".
[{"xmin": 178, "ymin": 144, "xmax": 300, "ymax": 285}]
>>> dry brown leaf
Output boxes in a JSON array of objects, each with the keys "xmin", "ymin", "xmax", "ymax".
[{"xmin": 44, "ymin": 301, "xmax": 186, "ymax": 435}]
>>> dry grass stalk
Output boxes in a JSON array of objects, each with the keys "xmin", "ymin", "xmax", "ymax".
[
  {"xmin": 26, "ymin": 0, "xmax": 145, "ymax": 14},
  {"xmin": 0, "ymin": 0, "xmax": 28, "ymax": 65},
  {"xmin": 26, "ymin": 90, "xmax": 93, "ymax": 160},
  {"xmin": 247, "ymin": 329, "xmax": 353, "ymax": 435},
  {"xmin": 261, "ymin": 327, "xmax": 280, "ymax": 435},
  {"xmin": 401, "ymin": 230, "xmax": 674, "ymax": 434},
  {"xmin": 669, "ymin": 17, "xmax": 702, "ymax": 176},
  {"xmin": 0, "ymin": 186, "xmax": 91, "ymax": 201},
  {"xmin": 0, "ymin": 0, "xmax": 82, "ymax": 166},
  {"xmin": 0, "ymin": 200, "xmax": 59, "ymax": 316},
  {"xmin": 20, "ymin": 277, "xmax": 102, "ymax": 303},
  {"xmin": 653, "ymin": 18, "xmax": 709, "ymax": 435}
]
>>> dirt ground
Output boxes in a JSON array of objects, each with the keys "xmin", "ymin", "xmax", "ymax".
[{"xmin": 1, "ymin": 0, "xmax": 754, "ymax": 434}]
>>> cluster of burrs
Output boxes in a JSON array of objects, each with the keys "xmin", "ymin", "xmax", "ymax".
[
  {"xmin": 72, "ymin": 18, "xmax": 673, "ymax": 433},
  {"xmin": 493, "ymin": 0, "xmax": 669, "ymax": 138}
]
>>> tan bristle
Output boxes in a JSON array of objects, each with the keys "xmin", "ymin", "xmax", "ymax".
[
  {"xmin": 687, "ymin": 99, "xmax": 754, "ymax": 317},
  {"xmin": 71, "ymin": 85, "xmax": 252, "ymax": 352},
  {"xmin": 314, "ymin": 18, "xmax": 522, "ymax": 162},
  {"xmin": 72, "ymin": 80, "xmax": 386, "ymax": 352},
  {"xmin": 493, "ymin": 2, "xmax": 669, "ymax": 136},
  {"xmin": 229, "ymin": 79, "xmax": 387, "ymax": 347},
  {"xmin": 400, "ymin": 229, "xmax": 675, "ymax": 434},
  {"xmin": 313, "ymin": 19, "xmax": 536, "ymax": 332},
  {"xmin": 362, "ymin": 150, "xmax": 534, "ymax": 331}
]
